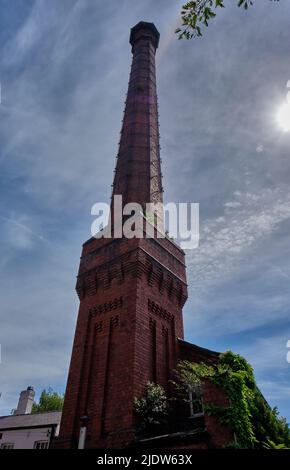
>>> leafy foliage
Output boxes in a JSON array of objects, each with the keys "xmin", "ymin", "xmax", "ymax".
[
  {"xmin": 174, "ymin": 352, "xmax": 290, "ymax": 448},
  {"xmin": 32, "ymin": 387, "xmax": 64, "ymax": 413},
  {"xmin": 262, "ymin": 439, "xmax": 289, "ymax": 449},
  {"xmin": 176, "ymin": 0, "xmax": 279, "ymax": 39},
  {"xmin": 134, "ymin": 382, "xmax": 169, "ymax": 430}
]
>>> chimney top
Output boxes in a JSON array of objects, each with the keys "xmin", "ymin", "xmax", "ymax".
[
  {"xmin": 14, "ymin": 386, "xmax": 35, "ymax": 415},
  {"xmin": 129, "ymin": 21, "xmax": 160, "ymax": 50}
]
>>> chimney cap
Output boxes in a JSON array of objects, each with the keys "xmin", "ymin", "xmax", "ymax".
[{"xmin": 130, "ymin": 21, "xmax": 160, "ymax": 50}]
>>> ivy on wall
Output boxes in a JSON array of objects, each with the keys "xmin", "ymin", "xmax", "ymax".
[
  {"xmin": 175, "ymin": 351, "xmax": 290, "ymax": 448},
  {"xmin": 133, "ymin": 352, "xmax": 290, "ymax": 448}
]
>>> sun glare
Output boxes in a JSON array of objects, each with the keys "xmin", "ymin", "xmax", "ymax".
[{"xmin": 277, "ymin": 103, "xmax": 290, "ymax": 132}]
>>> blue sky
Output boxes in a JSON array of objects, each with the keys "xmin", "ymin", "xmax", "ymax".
[{"xmin": 0, "ymin": 0, "xmax": 290, "ymax": 422}]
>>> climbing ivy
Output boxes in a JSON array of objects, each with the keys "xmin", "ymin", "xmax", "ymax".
[{"xmin": 175, "ymin": 352, "xmax": 290, "ymax": 448}]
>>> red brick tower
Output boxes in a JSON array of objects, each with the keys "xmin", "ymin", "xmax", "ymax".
[{"xmin": 56, "ymin": 22, "xmax": 188, "ymax": 449}]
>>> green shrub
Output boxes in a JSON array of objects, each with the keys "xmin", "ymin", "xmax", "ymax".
[{"xmin": 134, "ymin": 382, "xmax": 169, "ymax": 430}]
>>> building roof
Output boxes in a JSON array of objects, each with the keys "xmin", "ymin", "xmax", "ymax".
[
  {"xmin": 177, "ymin": 338, "xmax": 221, "ymax": 364},
  {"xmin": 0, "ymin": 411, "xmax": 62, "ymax": 430}
]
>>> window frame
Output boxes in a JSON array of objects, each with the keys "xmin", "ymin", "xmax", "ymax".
[
  {"xmin": 0, "ymin": 442, "xmax": 14, "ymax": 449},
  {"xmin": 187, "ymin": 382, "xmax": 204, "ymax": 418},
  {"xmin": 33, "ymin": 440, "xmax": 49, "ymax": 449}
]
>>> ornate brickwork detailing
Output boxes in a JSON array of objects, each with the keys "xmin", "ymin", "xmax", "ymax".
[
  {"xmin": 75, "ymin": 278, "xmax": 84, "ymax": 299},
  {"xmin": 110, "ymin": 315, "xmax": 119, "ymax": 328},
  {"xmin": 144, "ymin": 256, "xmax": 187, "ymax": 306},
  {"xmin": 89, "ymin": 297, "xmax": 123, "ymax": 317},
  {"xmin": 149, "ymin": 317, "xmax": 157, "ymax": 382},
  {"xmin": 158, "ymin": 270, "xmax": 164, "ymax": 292},
  {"xmin": 82, "ymin": 232, "xmax": 186, "ymax": 269},
  {"xmin": 147, "ymin": 262, "xmax": 154, "ymax": 286},
  {"xmin": 167, "ymin": 276, "xmax": 173, "ymax": 299},
  {"xmin": 76, "ymin": 247, "xmax": 187, "ymax": 306},
  {"xmin": 76, "ymin": 250, "xmax": 136, "ymax": 299},
  {"xmin": 148, "ymin": 298, "xmax": 173, "ymax": 323},
  {"xmin": 162, "ymin": 325, "xmax": 169, "ymax": 336},
  {"xmin": 149, "ymin": 317, "xmax": 156, "ymax": 329},
  {"xmin": 95, "ymin": 321, "xmax": 103, "ymax": 333}
]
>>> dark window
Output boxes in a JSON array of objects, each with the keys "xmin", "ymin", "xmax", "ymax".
[
  {"xmin": 34, "ymin": 441, "xmax": 49, "ymax": 449},
  {"xmin": 1, "ymin": 443, "xmax": 14, "ymax": 449}
]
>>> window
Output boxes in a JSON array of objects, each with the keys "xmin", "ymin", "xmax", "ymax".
[
  {"xmin": 34, "ymin": 441, "xmax": 49, "ymax": 449},
  {"xmin": 188, "ymin": 383, "xmax": 204, "ymax": 418},
  {"xmin": 1, "ymin": 443, "xmax": 14, "ymax": 449}
]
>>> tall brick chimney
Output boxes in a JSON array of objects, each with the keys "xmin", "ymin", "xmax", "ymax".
[
  {"xmin": 55, "ymin": 22, "xmax": 188, "ymax": 449},
  {"xmin": 112, "ymin": 22, "xmax": 163, "ymax": 214}
]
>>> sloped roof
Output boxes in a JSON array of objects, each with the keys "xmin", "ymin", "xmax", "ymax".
[
  {"xmin": 177, "ymin": 338, "xmax": 220, "ymax": 364},
  {"xmin": 0, "ymin": 411, "xmax": 62, "ymax": 430}
]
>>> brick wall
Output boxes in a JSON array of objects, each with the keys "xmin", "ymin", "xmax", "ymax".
[{"xmin": 54, "ymin": 234, "xmax": 188, "ymax": 448}]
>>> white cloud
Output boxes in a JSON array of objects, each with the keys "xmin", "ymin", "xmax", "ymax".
[
  {"xmin": 187, "ymin": 186, "xmax": 290, "ymax": 291},
  {"xmin": 256, "ymin": 144, "xmax": 264, "ymax": 153},
  {"xmin": 0, "ymin": 215, "xmax": 46, "ymax": 250}
]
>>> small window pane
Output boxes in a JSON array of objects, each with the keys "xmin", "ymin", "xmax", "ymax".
[
  {"xmin": 34, "ymin": 441, "xmax": 49, "ymax": 449},
  {"xmin": 188, "ymin": 384, "xmax": 204, "ymax": 417},
  {"xmin": 1, "ymin": 443, "xmax": 14, "ymax": 449}
]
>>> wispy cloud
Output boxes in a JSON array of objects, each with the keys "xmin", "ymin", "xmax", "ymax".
[
  {"xmin": 0, "ymin": 214, "xmax": 46, "ymax": 249},
  {"xmin": 187, "ymin": 186, "xmax": 290, "ymax": 291}
]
